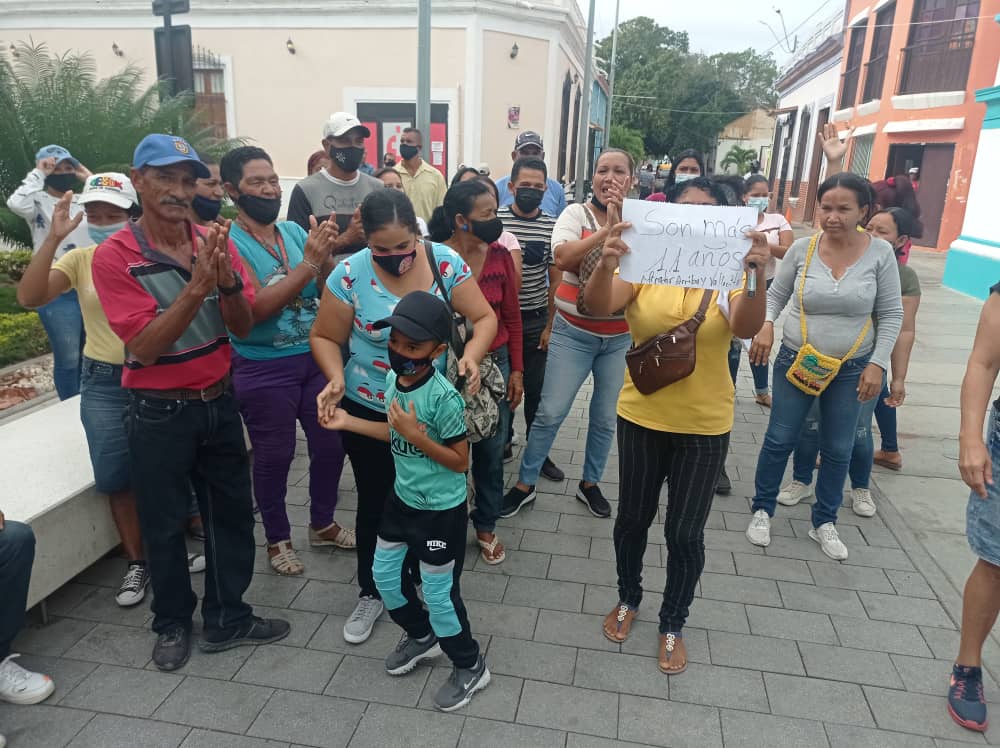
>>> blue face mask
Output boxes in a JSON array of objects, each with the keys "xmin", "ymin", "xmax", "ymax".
[
  {"xmin": 88, "ymin": 221, "xmax": 127, "ymax": 245},
  {"xmin": 747, "ymin": 196, "xmax": 770, "ymax": 214},
  {"xmin": 674, "ymin": 173, "xmax": 697, "ymax": 184}
]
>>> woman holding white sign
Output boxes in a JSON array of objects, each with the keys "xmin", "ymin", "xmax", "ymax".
[
  {"xmin": 583, "ymin": 176, "xmax": 771, "ymax": 675},
  {"xmin": 745, "ymin": 172, "xmax": 903, "ymax": 561}
]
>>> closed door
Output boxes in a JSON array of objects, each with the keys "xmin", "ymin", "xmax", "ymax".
[{"xmin": 916, "ymin": 143, "xmax": 954, "ymax": 247}]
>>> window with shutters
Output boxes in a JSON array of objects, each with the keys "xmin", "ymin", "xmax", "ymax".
[
  {"xmin": 898, "ymin": 0, "xmax": 979, "ymax": 94},
  {"xmin": 849, "ymin": 134, "xmax": 875, "ymax": 177},
  {"xmin": 839, "ymin": 22, "xmax": 868, "ymax": 109},
  {"xmin": 193, "ymin": 47, "xmax": 228, "ymax": 139},
  {"xmin": 862, "ymin": 4, "xmax": 896, "ymax": 102}
]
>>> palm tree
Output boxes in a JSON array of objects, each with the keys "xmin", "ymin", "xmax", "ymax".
[
  {"xmin": 0, "ymin": 41, "xmax": 234, "ymax": 247},
  {"xmin": 720, "ymin": 145, "xmax": 758, "ymax": 176}
]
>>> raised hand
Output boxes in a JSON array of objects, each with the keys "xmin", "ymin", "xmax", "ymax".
[
  {"xmin": 743, "ymin": 231, "xmax": 771, "ymax": 273},
  {"xmin": 51, "ymin": 191, "xmax": 84, "ymax": 241},
  {"xmin": 36, "ymin": 157, "xmax": 57, "ymax": 175},
  {"xmin": 190, "ymin": 235, "xmax": 220, "ymax": 297},
  {"xmin": 74, "ymin": 162, "xmax": 93, "ymax": 181},
  {"xmin": 816, "ymin": 122, "xmax": 856, "ymax": 165}
]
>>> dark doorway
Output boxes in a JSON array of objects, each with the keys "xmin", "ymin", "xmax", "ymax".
[
  {"xmin": 557, "ymin": 73, "xmax": 572, "ymax": 183},
  {"xmin": 885, "ymin": 142, "xmax": 954, "ymax": 247},
  {"xmin": 803, "ymin": 107, "xmax": 830, "ymax": 223}
]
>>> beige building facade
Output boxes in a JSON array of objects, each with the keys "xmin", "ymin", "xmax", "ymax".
[{"xmin": 0, "ymin": 0, "xmax": 593, "ymax": 187}]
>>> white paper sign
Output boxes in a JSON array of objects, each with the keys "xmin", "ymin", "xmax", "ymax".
[{"xmin": 619, "ymin": 200, "xmax": 759, "ymax": 289}]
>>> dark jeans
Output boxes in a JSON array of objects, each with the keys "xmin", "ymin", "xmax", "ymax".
[
  {"xmin": 127, "ymin": 392, "xmax": 255, "ymax": 634},
  {"xmin": 510, "ymin": 308, "xmax": 549, "ymax": 441},
  {"xmin": 614, "ymin": 418, "xmax": 728, "ymax": 633},
  {"xmin": 875, "ymin": 381, "xmax": 898, "ymax": 452},
  {"xmin": 374, "ymin": 494, "xmax": 479, "ymax": 669},
  {"xmin": 0, "ymin": 521, "xmax": 35, "ymax": 659},
  {"xmin": 471, "ymin": 346, "xmax": 510, "ymax": 534},
  {"xmin": 728, "ymin": 278, "xmax": 772, "ymax": 394}
]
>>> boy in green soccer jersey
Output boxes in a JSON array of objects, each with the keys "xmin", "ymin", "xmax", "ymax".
[{"xmin": 319, "ymin": 290, "xmax": 489, "ymax": 712}]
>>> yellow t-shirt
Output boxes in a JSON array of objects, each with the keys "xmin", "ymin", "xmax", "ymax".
[
  {"xmin": 617, "ymin": 284, "xmax": 742, "ymax": 436},
  {"xmin": 52, "ymin": 246, "xmax": 126, "ymax": 365}
]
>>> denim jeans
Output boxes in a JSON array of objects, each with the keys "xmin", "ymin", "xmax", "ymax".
[
  {"xmin": 519, "ymin": 314, "xmax": 630, "ymax": 486},
  {"xmin": 127, "ymin": 391, "xmax": 255, "ymax": 635},
  {"xmin": 79, "ymin": 357, "xmax": 129, "ymax": 494},
  {"xmin": 0, "ymin": 521, "xmax": 35, "ymax": 659},
  {"xmin": 751, "ymin": 345, "xmax": 870, "ymax": 527},
  {"xmin": 874, "ymin": 381, "xmax": 898, "ymax": 452},
  {"xmin": 791, "ymin": 371, "xmax": 886, "ymax": 490},
  {"xmin": 37, "ymin": 290, "xmax": 85, "ymax": 400},
  {"xmin": 471, "ymin": 345, "xmax": 511, "ymax": 533},
  {"xmin": 727, "ymin": 278, "xmax": 772, "ymax": 395}
]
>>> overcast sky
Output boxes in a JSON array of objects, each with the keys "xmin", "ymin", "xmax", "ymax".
[{"xmin": 581, "ymin": 0, "xmax": 839, "ymax": 64}]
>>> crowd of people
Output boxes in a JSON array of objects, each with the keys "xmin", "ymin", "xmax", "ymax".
[{"xmin": 0, "ymin": 112, "xmax": 995, "ymax": 737}]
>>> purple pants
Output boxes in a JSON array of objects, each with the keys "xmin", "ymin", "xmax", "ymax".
[{"xmin": 232, "ymin": 351, "xmax": 346, "ymax": 545}]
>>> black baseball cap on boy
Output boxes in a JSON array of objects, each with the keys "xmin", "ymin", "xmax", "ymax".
[{"xmin": 374, "ymin": 291, "xmax": 452, "ymax": 345}]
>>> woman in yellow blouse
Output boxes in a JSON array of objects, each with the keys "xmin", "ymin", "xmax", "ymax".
[{"xmin": 583, "ymin": 176, "xmax": 770, "ymax": 674}]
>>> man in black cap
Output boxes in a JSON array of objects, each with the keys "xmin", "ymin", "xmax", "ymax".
[{"xmin": 495, "ymin": 132, "xmax": 567, "ymax": 217}]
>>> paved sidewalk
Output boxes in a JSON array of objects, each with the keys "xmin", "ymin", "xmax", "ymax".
[{"xmin": 2, "ymin": 251, "xmax": 997, "ymax": 747}]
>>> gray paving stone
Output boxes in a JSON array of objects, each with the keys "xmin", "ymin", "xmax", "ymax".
[
  {"xmin": 498, "ymin": 508, "xmax": 561, "ymax": 532},
  {"xmin": 248, "ymin": 690, "xmax": 365, "ymax": 747},
  {"xmin": 703, "ymin": 528, "xmax": 764, "ymax": 554},
  {"xmin": 289, "ymin": 579, "xmax": 361, "ymax": 616},
  {"xmin": 556, "ymin": 512, "xmax": 634, "ymax": 539},
  {"xmin": 858, "ymin": 591, "xmax": 956, "ymax": 629},
  {"xmin": 619, "ymin": 621, "xmax": 711, "ymax": 664},
  {"xmin": 326, "ymin": 652, "xmax": 430, "ymax": 706},
  {"xmin": 808, "ymin": 562, "xmax": 895, "ymax": 593},
  {"xmin": 349, "ymin": 703, "xmax": 464, "ymax": 747},
  {"xmin": 306, "ymin": 615, "xmax": 403, "ymax": 658},
  {"xmin": 516, "ymin": 680, "xmax": 619, "ymax": 739},
  {"xmin": 14, "ymin": 653, "xmax": 97, "ymax": 705},
  {"xmin": 573, "ymin": 648, "xmax": 669, "ymax": 698},
  {"xmin": 503, "ymin": 575, "xmax": 585, "ymax": 612},
  {"xmin": 719, "ymin": 709, "xmax": 830, "ymax": 747},
  {"xmin": 67, "ymin": 587, "xmax": 153, "ymax": 627},
  {"xmin": 66, "ymin": 714, "xmax": 189, "ymax": 748},
  {"xmin": 62, "ymin": 663, "xmax": 182, "ymax": 717},
  {"xmin": 250, "ymin": 605, "xmax": 327, "ymax": 648},
  {"xmin": 864, "ymin": 685, "xmax": 990, "ymax": 741},
  {"xmin": 295, "ymin": 550, "xmax": 361, "ymax": 583},
  {"xmin": 776, "ymin": 581, "xmax": 868, "ymax": 618},
  {"xmin": 919, "ymin": 625, "xmax": 962, "ymax": 660},
  {"xmin": 618, "ymin": 694, "xmax": 722, "ymax": 747},
  {"xmin": 669, "ymin": 662, "xmax": 769, "ymax": 711},
  {"xmin": 181, "ymin": 730, "xmax": 288, "ymax": 748},
  {"xmin": 733, "ymin": 553, "xmax": 815, "ymax": 584},
  {"xmin": 153, "ymin": 675, "xmax": 273, "ymax": 733},
  {"xmin": 487, "ymin": 635, "xmax": 577, "ymax": 684},
  {"xmin": 460, "ymin": 570, "xmax": 509, "ymax": 603},
  {"xmin": 534, "ymin": 609, "xmax": 621, "ymax": 651},
  {"xmin": 687, "ymin": 598, "xmax": 751, "ymax": 634},
  {"xmin": 889, "ymin": 654, "xmax": 1000, "ymax": 697},
  {"xmin": 858, "ymin": 524, "xmax": 902, "ymax": 548},
  {"xmin": 519, "ymin": 529, "xmax": 592, "ymax": 557},
  {"xmin": 467, "ymin": 600, "xmax": 539, "ymax": 640},
  {"xmin": 477, "ymin": 548, "xmax": 552, "ymax": 578},
  {"xmin": 566, "ymin": 736, "xmax": 659, "ymax": 748},
  {"xmin": 144, "ymin": 640, "xmax": 253, "ymax": 681},
  {"xmin": 708, "ymin": 631, "xmax": 806, "ymax": 675},
  {"xmin": 844, "ymin": 545, "xmax": 917, "ymax": 572},
  {"xmin": 746, "ymin": 605, "xmax": 838, "ymax": 644},
  {"xmin": 234, "ymin": 642, "xmax": 341, "ymax": 693},
  {"xmin": 798, "ymin": 642, "xmax": 904, "ymax": 687},
  {"xmin": 764, "ymin": 672, "xmax": 875, "ymax": 726},
  {"xmin": 548, "ymin": 554, "xmax": 618, "ymax": 586},
  {"xmin": 418, "ymin": 668, "xmax": 523, "ymax": 722},
  {"xmin": 887, "ymin": 569, "xmax": 937, "ymax": 599},
  {"xmin": 704, "ymin": 550, "xmax": 736, "ymax": 574},
  {"xmin": 459, "ymin": 717, "xmax": 565, "ymax": 747},
  {"xmin": 590, "ymin": 537, "xmax": 661, "ymax": 567},
  {"xmin": 762, "ymin": 534, "xmax": 833, "ymax": 563},
  {"xmin": 46, "ymin": 582, "xmax": 101, "ymax": 616},
  {"xmin": 244, "ymin": 572, "xmax": 308, "ymax": 607},
  {"xmin": 12, "ymin": 616, "xmax": 98, "ymax": 657},
  {"xmin": 62, "ymin": 622, "xmax": 152, "ymax": 668},
  {"xmin": 825, "ymin": 725, "xmax": 936, "ymax": 748},
  {"xmin": 831, "ymin": 615, "xmax": 934, "ymax": 656},
  {"xmin": 0, "ymin": 703, "xmax": 95, "ymax": 748},
  {"xmin": 699, "ymin": 572, "xmax": 782, "ymax": 606}
]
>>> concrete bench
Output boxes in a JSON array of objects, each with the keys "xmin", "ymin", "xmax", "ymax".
[{"xmin": 1, "ymin": 397, "xmax": 119, "ymax": 610}]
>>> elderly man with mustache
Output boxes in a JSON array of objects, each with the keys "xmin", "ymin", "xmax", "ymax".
[{"xmin": 92, "ymin": 135, "xmax": 290, "ymax": 672}]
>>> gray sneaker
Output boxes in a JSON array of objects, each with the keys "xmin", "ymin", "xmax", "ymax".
[
  {"xmin": 343, "ymin": 596, "xmax": 384, "ymax": 644},
  {"xmin": 385, "ymin": 632, "xmax": 442, "ymax": 675},
  {"xmin": 433, "ymin": 654, "xmax": 491, "ymax": 712}
]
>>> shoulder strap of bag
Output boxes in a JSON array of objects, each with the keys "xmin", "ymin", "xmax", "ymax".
[
  {"xmin": 424, "ymin": 240, "xmax": 466, "ymax": 359},
  {"xmin": 581, "ymin": 203, "xmax": 599, "ymax": 235},
  {"xmin": 797, "ymin": 233, "xmax": 821, "ymax": 345}
]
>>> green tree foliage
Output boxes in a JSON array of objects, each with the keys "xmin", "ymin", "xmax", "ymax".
[
  {"xmin": 598, "ymin": 18, "xmax": 778, "ymax": 160},
  {"xmin": 721, "ymin": 145, "xmax": 758, "ymax": 175},
  {"xmin": 608, "ymin": 125, "xmax": 646, "ymax": 168},
  {"xmin": 0, "ymin": 41, "xmax": 235, "ymax": 247}
]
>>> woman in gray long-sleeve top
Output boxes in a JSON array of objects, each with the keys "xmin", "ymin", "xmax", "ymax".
[{"xmin": 743, "ymin": 172, "xmax": 904, "ymax": 561}]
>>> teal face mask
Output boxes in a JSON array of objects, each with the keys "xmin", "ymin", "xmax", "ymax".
[
  {"xmin": 674, "ymin": 173, "xmax": 697, "ymax": 184},
  {"xmin": 88, "ymin": 221, "xmax": 127, "ymax": 245},
  {"xmin": 747, "ymin": 196, "xmax": 770, "ymax": 213}
]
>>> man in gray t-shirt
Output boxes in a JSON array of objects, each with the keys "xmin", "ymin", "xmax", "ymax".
[{"xmin": 287, "ymin": 112, "xmax": 382, "ymax": 259}]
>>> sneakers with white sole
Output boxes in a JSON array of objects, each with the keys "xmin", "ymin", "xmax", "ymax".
[
  {"xmin": 809, "ymin": 522, "xmax": 848, "ymax": 560},
  {"xmin": 115, "ymin": 562, "xmax": 150, "ymax": 607},
  {"xmin": 851, "ymin": 488, "xmax": 877, "ymax": 517},
  {"xmin": 0, "ymin": 655, "xmax": 55, "ymax": 705},
  {"xmin": 343, "ymin": 595, "xmax": 384, "ymax": 644},
  {"xmin": 777, "ymin": 480, "xmax": 812, "ymax": 506},
  {"xmin": 746, "ymin": 510, "xmax": 772, "ymax": 547}
]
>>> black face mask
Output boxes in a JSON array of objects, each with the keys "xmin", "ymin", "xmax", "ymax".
[
  {"xmin": 192, "ymin": 194, "xmax": 222, "ymax": 222},
  {"xmin": 236, "ymin": 193, "xmax": 281, "ymax": 225},
  {"xmin": 388, "ymin": 347, "xmax": 433, "ymax": 377},
  {"xmin": 384, "ymin": 157, "xmax": 397, "ymax": 167},
  {"xmin": 372, "ymin": 248, "xmax": 417, "ymax": 277},
  {"xmin": 590, "ymin": 194, "xmax": 606, "ymax": 211},
  {"xmin": 514, "ymin": 187, "xmax": 544, "ymax": 214},
  {"xmin": 399, "ymin": 144, "xmax": 420, "ymax": 161},
  {"xmin": 330, "ymin": 145, "xmax": 366, "ymax": 173},
  {"xmin": 45, "ymin": 173, "xmax": 77, "ymax": 193},
  {"xmin": 468, "ymin": 217, "xmax": 504, "ymax": 244}
]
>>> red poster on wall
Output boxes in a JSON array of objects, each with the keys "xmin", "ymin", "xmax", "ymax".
[{"xmin": 361, "ymin": 120, "xmax": 379, "ymax": 170}]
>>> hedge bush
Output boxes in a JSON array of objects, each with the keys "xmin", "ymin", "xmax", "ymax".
[
  {"xmin": 0, "ymin": 312, "xmax": 50, "ymax": 367},
  {"xmin": 0, "ymin": 250, "xmax": 33, "ymax": 282}
]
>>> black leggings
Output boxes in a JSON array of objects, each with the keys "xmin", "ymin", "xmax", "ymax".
[{"xmin": 613, "ymin": 417, "xmax": 728, "ymax": 632}]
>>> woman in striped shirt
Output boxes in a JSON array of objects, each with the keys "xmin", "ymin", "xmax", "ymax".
[{"xmin": 500, "ymin": 149, "xmax": 635, "ymax": 520}]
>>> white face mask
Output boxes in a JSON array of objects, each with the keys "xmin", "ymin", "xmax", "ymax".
[
  {"xmin": 674, "ymin": 173, "xmax": 697, "ymax": 184},
  {"xmin": 747, "ymin": 196, "xmax": 770, "ymax": 214}
]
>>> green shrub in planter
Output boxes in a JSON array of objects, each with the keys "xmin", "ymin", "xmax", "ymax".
[
  {"xmin": 0, "ymin": 312, "xmax": 50, "ymax": 367},
  {"xmin": 0, "ymin": 249, "xmax": 33, "ymax": 282}
]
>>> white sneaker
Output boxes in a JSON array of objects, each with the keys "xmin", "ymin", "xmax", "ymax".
[
  {"xmin": 188, "ymin": 552, "xmax": 206, "ymax": 573},
  {"xmin": 851, "ymin": 488, "xmax": 877, "ymax": 517},
  {"xmin": 343, "ymin": 595, "xmax": 384, "ymax": 644},
  {"xmin": 809, "ymin": 522, "xmax": 848, "ymax": 560},
  {"xmin": 746, "ymin": 510, "xmax": 772, "ymax": 547},
  {"xmin": 115, "ymin": 562, "xmax": 150, "ymax": 607},
  {"xmin": 777, "ymin": 481, "xmax": 812, "ymax": 506},
  {"xmin": 0, "ymin": 655, "xmax": 55, "ymax": 705}
]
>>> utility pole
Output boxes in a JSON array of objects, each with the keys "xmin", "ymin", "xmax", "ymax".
[
  {"xmin": 604, "ymin": 0, "xmax": 620, "ymax": 145},
  {"xmin": 574, "ymin": 0, "xmax": 596, "ymax": 202},
  {"xmin": 416, "ymin": 0, "xmax": 432, "ymax": 143}
]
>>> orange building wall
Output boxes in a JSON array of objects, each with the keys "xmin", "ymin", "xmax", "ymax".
[{"xmin": 837, "ymin": 0, "xmax": 1000, "ymax": 250}]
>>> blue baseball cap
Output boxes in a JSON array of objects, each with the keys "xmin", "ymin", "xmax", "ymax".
[
  {"xmin": 35, "ymin": 144, "xmax": 80, "ymax": 167},
  {"xmin": 132, "ymin": 134, "xmax": 211, "ymax": 179}
]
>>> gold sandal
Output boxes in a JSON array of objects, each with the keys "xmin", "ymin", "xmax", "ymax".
[
  {"xmin": 309, "ymin": 521, "xmax": 357, "ymax": 549},
  {"xmin": 268, "ymin": 540, "xmax": 304, "ymax": 576}
]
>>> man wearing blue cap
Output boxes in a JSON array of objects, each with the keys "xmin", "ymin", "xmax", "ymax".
[
  {"xmin": 92, "ymin": 134, "xmax": 290, "ymax": 672},
  {"xmin": 6, "ymin": 144, "xmax": 94, "ymax": 399}
]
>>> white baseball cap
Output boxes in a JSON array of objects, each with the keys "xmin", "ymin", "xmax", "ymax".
[
  {"xmin": 78, "ymin": 172, "xmax": 138, "ymax": 209},
  {"xmin": 323, "ymin": 112, "xmax": 371, "ymax": 139}
]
